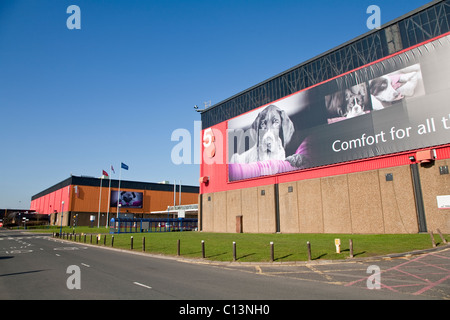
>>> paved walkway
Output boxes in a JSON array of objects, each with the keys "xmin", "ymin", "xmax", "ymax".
[{"xmin": 203, "ymin": 245, "xmax": 450, "ymax": 299}]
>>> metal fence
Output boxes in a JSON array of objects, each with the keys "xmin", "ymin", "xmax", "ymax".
[{"xmin": 109, "ymin": 218, "xmax": 198, "ymax": 234}]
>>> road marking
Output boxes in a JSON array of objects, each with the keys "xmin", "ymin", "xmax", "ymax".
[
  {"xmin": 133, "ymin": 282, "xmax": 152, "ymax": 289},
  {"xmin": 2, "ymin": 249, "xmax": 33, "ymax": 254},
  {"xmin": 81, "ymin": 263, "xmax": 90, "ymax": 267},
  {"xmin": 55, "ymin": 254, "xmax": 61, "ymax": 257},
  {"xmin": 54, "ymin": 247, "xmax": 88, "ymax": 251}
]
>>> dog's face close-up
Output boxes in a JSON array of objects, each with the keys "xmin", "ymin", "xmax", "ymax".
[
  {"xmin": 251, "ymin": 105, "xmax": 294, "ymax": 161},
  {"xmin": 121, "ymin": 191, "xmax": 136, "ymax": 205},
  {"xmin": 344, "ymin": 87, "xmax": 366, "ymax": 118},
  {"xmin": 325, "ymin": 83, "xmax": 369, "ymax": 119},
  {"xmin": 369, "ymin": 76, "xmax": 402, "ymax": 102}
]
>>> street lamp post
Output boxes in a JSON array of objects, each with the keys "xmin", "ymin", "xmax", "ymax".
[{"xmin": 59, "ymin": 201, "xmax": 65, "ymax": 235}]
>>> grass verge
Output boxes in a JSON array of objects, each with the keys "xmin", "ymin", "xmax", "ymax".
[{"xmin": 28, "ymin": 226, "xmax": 449, "ymax": 262}]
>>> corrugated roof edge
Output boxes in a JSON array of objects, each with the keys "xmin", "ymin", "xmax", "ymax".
[
  {"xmin": 31, "ymin": 176, "xmax": 199, "ymax": 201},
  {"xmin": 200, "ymin": 0, "xmax": 442, "ymax": 115}
]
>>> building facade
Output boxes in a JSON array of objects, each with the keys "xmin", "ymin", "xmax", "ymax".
[
  {"xmin": 30, "ymin": 176, "xmax": 199, "ymax": 227},
  {"xmin": 199, "ymin": 0, "xmax": 450, "ymax": 234}
]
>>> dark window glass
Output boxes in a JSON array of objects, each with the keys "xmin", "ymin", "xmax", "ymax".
[{"xmin": 201, "ymin": 1, "xmax": 450, "ymax": 128}]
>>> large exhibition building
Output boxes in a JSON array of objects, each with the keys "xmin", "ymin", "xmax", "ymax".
[
  {"xmin": 198, "ymin": 0, "xmax": 450, "ymax": 234},
  {"xmin": 30, "ymin": 176, "xmax": 199, "ymax": 227}
]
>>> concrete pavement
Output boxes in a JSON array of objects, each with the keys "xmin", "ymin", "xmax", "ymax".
[{"xmin": 1, "ymin": 228, "xmax": 448, "ymax": 301}]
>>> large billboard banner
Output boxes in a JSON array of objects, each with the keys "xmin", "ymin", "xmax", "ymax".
[
  {"xmin": 228, "ymin": 34, "xmax": 450, "ymax": 181},
  {"xmin": 110, "ymin": 190, "xmax": 143, "ymax": 208}
]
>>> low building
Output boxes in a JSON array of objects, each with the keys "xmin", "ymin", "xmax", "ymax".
[{"xmin": 30, "ymin": 175, "xmax": 199, "ymax": 227}]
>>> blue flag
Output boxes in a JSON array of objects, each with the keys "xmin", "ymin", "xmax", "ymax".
[{"xmin": 121, "ymin": 162, "xmax": 129, "ymax": 170}]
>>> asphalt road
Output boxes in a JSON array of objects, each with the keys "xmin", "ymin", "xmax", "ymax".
[{"xmin": 1, "ymin": 229, "xmax": 448, "ymax": 303}]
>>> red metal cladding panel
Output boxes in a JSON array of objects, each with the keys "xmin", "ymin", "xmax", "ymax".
[{"xmin": 30, "ymin": 186, "xmax": 71, "ymax": 215}]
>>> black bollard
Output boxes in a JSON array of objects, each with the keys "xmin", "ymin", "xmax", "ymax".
[
  {"xmin": 307, "ymin": 241, "xmax": 312, "ymax": 262},
  {"xmin": 270, "ymin": 242, "xmax": 274, "ymax": 262}
]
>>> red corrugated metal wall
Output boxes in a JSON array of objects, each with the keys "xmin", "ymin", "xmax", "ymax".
[{"xmin": 30, "ymin": 185, "xmax": 71, "ymax": 215}]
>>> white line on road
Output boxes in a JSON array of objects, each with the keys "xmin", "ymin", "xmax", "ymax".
[
  {"xmin": 133, "ymin": 282, "xmax": 152, "ymax": 289},
  {"xmin": 81, "ymin": 263, "xmax": 90, "ymax": 267}
]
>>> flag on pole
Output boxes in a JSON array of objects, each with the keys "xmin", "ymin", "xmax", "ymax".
[
  {"xmin": 121, "ymin": 162, "xmax": 129, "ymax": 170},
  {"xmin": 111, "ymin": 165, "xmax": 115, "ymax": 174},
  {"xmin": 102, "ymin": 170, "xmax": 109, "ymax": 177}
]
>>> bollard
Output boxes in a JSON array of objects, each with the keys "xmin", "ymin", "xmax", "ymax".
[
  {"xmin": 270, "ymin": 242, "xmax": 274, "ymax": 262},
  {"xmin": 307, "ymin": 241, "xmax": 312, "ymax": 262},
  {"xmin": 131, "ymin": 236, "xmax": 134, "ymax": 250},
  {"xmin": 177, "ymin": 239, "xmax": 181, "ymax": 256},
  {"xmin": 437, "ymin": 229, "xmax": 447, "ymax": 244},
  {"xmin": 349, "ymin": 239, "xmax": 354, "ymax": 258},
  {"xmin": 103, "ymin": 235, "xmax": 106, "ymax": 246},
  {"xmin": 429, "ymin": 231, "xmax": 436, "ymax": 248},
  {"xmin": 335, "ymin": 238, "xmax": 341, "ymax": 253},
  {"xmin": 233, "ymin": 242, "xmax": 237, "ymax": 262},
  {"xmin": 90, "ymin": 234, "xmax": 93, "ymax": 244},
  {"xmin": 142, "ymin": 237, "xmax": 145, "ymax": 252},
  {"xmin": 111, "ymin": 235, "xmax": 114, "ymax": 247},
  {"xmin": 84, "ymin": 234, "xmax": 86, "ymax": 243},
  {"xmin": 201, "ymin": 240, "xmax": 205, "ymax": 259}
]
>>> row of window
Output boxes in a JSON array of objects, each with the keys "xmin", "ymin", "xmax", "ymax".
[{"xmin": 202, "ymin": 0, "xmax": 450, "ymax": 129}]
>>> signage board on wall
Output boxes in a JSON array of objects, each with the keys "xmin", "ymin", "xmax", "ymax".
[
  {"xmin": 110, "ymin": 190, "xmax": 143, "ymax": 208},
  {"xmin": 437, "ymin": 195, "xmax": 450, "ymax": 209},
  {"xmin": 227, "ymin": 34, "xmax": 450, "ymax": 182}
]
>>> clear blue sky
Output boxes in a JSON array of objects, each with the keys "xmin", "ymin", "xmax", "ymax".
[{"xmin": 0, "ymin": 0, "xmax": 431, "ymax": 209}]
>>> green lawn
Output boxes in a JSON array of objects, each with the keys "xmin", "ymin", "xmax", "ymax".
[{"xmin": 29, "ymin": 226, "xmax": 449, "ymax": 262}]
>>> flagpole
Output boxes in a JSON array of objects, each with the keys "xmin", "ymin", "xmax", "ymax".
[
  {"xmin": 117, "ymin": 165, "xmax": 122, "ymax": 219},
  {"xmin": 173, "ymin": 180, "xmax": 176, "ymax": 207},
  {"xmin": 98, "ymin": 176, "xmax": 103, "ymax": 228},
  {"xmin": 106, "ymin": 170, "xmax": 111, "ymax": 227}
]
